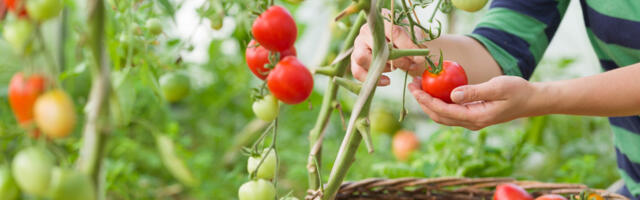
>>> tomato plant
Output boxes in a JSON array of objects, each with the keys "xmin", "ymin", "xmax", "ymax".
[
  {"xmin": 247, "ymin": 149, "xmax": 277, "ymax": 180},
  {"xmin": 252, "ymin": 94, "xmax": 279, "ymax": 122},
  {"xmin": 33, "ymin": 89, "xmax": 76, "ymax": 139},
  {"xmin": 0, "ymin": 166, "xmax": 18, "ymax": 200},
  {"xmin": 238, "ymin": 179, "xmax": 276, "ymax": 200},
  {"xmin": 49, "ymin": 168, "xmax": 96, "ymax": 200},
  {"xmin": 8, "ymin": 73, "xmax": 46, "ymax": 125},
  {"xmin": 246, "ymin": 40, "xmax": 297, "ymax": 80},
  {"xmin": 3, "ymin": 19, "xmax": 34, "ymax": 54},
  {"xmin": 267, "ymin": 56, "xmax": 313, "ymax": 104},
  {"xmin": 11, "ymin": 147, "xmax": 53, "ymax": 197},
  {"xmin": 451, "ymin": 0, "xmax": 488, "ymax": 12},
  {"xmin": 392, "ymin": 130, "xmax": 420, "ymax": 161},
  {"xmin": 535, "ymin": 194, "xmax": 567, "ymax": 200},
  {"xmin": 421, "ymin": 60, "xmax": 468, "ymax": 103},
  {"xmin": 252, "ymin": 5, "xmax": 297, "ymax": 52},
  {"xmin": 493, "ymin": 184, "xmax": 533, "ymax": 200},
  {"xmin": 159, "ymin": 71, "xmax": 191, "ymax": 103},
  {"xmin": 26, "ymin": 0, "xmax": 63, "ymax": 21}
]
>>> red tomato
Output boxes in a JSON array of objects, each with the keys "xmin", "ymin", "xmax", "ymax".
[
  {"xmin": 246, "ymin": 40, "xmax": 297, "ymax": 80},
  {"xmin": 8, "ymin": 73, "xmax": 46, "ymax": 125},
  {"xmin": 392, "ymin": 130, "xmax": 420, "ymax": 161},
  {"xmin": 494, "ymin": 184, "xmax": 533, "ymax": 200},
  {"xmin": 252, "ymin": 5, "xmax": 297, "ymax": 52},
  {"xmin": 535, "ymin": 194, "xmax": 567, "ymax": 200},
  {"xmin": 267, "ymin": 56, "xmax": 313, "ymax": 104},
  {"xmin": 421, "ymin": 60, "xmax": 468, "ymax": 103},
  {"xmin": 4, "ymin": 0, "xmax": 28, "ymax": 17}
]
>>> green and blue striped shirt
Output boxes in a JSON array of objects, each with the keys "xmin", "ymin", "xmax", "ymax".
[{"xmin": 469, "ymin": 1, "xmax": 640, "ymax": 199}]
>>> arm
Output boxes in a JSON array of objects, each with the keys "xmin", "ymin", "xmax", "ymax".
[
  {"xmin": 536, "ymin": 63, "xmax": 640, "ymax": 116},
  {"xmin": 408, "ymin": 63, "xmax": 640, "ymax": 130}
]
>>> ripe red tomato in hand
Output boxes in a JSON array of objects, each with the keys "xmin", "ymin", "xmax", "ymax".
[
  {"xmin": 246, "ymin": 40, "xmax": 296, "ymax": 80},
  {"xmin": 267, "ymin": 56, "xmax": 313, "ymax": 104},
  {"xmin": 392, "ymin": 130, "xmax": 420, "ymax": 161},
  {"xmin": 252, "ymin": 5, "xmax": 297, "ymax": 52},
  {"xmin": 34, "ymin": 89, "xmax": 76, "ymax": 139},
  {"xmin": 534, "ymin": 194, "xmax": 567, "ymax": 200},
  {"xmin": 494, "ymin": 183, "xmax": 533, "ymax": 200},
  {"xmin": 8, "ymin": 73, "xmax": 46, "ymax": 125},
  {"xmin": 421, "ymin": 60, "xmax": 468, "ymax": 103}
]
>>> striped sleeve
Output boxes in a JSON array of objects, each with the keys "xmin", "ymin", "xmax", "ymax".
[{"xmin": 468, "ymin": 0, "xmax": 571, "ymax": 79}]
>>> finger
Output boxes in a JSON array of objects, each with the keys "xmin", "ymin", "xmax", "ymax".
[
  {"xmin": 410, "ymin": 82, "xmax": 474, "ymax": 121},
  {"xmin": 352, "ymin": 36, "xmax": 372, "ymax": 70},
  {"xmin": 450, "ymin": 80, "xmax": 507, "ymax": 104},
  {"xmin": 352, "ymin": 60, "xmax": 390, "ymax": 86}
]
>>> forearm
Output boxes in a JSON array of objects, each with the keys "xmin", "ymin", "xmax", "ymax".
[
  {"xmin": 424, "ymin": 35, "xmax": 503, "ymax": 84},
  {"xmin": 533, "ymin": 63, "xmax": 640, "ymax": 116}
]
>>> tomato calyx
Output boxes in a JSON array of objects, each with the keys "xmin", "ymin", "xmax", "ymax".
[{"xmin": 425, "ymin": 50, "xmax": 445, "ymax": 75}]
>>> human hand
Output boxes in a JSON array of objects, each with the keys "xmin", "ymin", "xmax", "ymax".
[
  {"xmin": 351, "ymin": 9, "xmax": 426, "ymax": 86},
  {"xmin": 408, "ymin": 76, "xmax": 542, "ymax": 130}
]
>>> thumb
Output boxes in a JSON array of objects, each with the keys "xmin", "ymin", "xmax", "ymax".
[{"xmin": 450, "ymin": 81, "xmax": 504, "ymax": 104}]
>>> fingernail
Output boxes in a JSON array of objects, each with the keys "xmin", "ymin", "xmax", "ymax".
[{"xmin": 451, "ymin": 91, "xmax": 464, "ymax": 102}]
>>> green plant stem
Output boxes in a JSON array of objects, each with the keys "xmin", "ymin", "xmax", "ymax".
[
  {"xmin": 333, "ymin": 77, "xmax": 362, "ymax": 94},
  {"xmin": 313, "ymin": 66, "xmax": 337, "ymax": 76},
  {"xmin": 306, "ymin": 12, "xmax": 368, "ymax": 190},
  {"xmin": 429, "ymin": 0, "xmax": 442, "ymax": 22},
  {"xmin": 322, "ymin": 0, "xmax": 389, "ymax": 198},
  {"xmin": 76, "ymin": 1, "xmax": 110, "ymax": 199},
  {"xmin": 389, "ymin": 48, "xmax": 430, "ymax": 60}
]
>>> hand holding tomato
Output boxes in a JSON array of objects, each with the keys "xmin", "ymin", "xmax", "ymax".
[
  {"xmin": 409, "ymin": 75, "xmax": 540, "ymax": 130},
  {"xmin": 421, "ymin": 60, "xmax": 468, "ymax": 103}
]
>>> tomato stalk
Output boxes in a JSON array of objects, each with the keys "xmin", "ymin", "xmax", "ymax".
[
  {"xmin": 333, "ymin": 77, "xmax": 362, "ymax": 94},
  {"xmin": 334, "ymin": 0, "xmax": 369, "ymax": 21},
  {"xmin": 322, "ymin": 0, "xmax": 389, "ymax": 198},
  {"xmin": 425, "ymin": 50, "xmax": 445, "ymax": 75},
  {"xmin": 312, "ymin": 66, "xmax": 337, "ymax": 76},
  {"xmin": 76, "ymin": 0, "xmax": 110, "ymax": 199},
  {"xmin": 389, "ymin": 48, "xmax": 430, "ymax": 60},
  {"xmin": 306, "ymin": 12, "xmax": 367, "ymax": 190}
]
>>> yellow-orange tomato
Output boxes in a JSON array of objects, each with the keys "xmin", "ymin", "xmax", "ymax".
[
  {"xmin": 34, "ymin": 89, "xmax": 76, "ymax": 138},
  {"xmin": 392, "ymin": 130, "xmax": 420, "ymax": 161},
  {"xmin": 587, "ymin": 193, "xmax": 603, "ymax": 200}
]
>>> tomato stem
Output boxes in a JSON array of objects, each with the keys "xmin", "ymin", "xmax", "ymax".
[
  {"xmin": 356, "ymin": 119, "xmax": 374, "ymax": 154},
  {"xmin": 313, "ymin": 66, "xmax": 337, "ymax": 76},
  {"xmin": 389, "ymin": 48, "xmax": 430, "ymax": 60},
  {"xmin": 333, "ymin": 77, "xmax": 362, "ymax": 94},
  {"xmin": 425, "ymin": 50, "xmax": 444, "ymax": 75}
]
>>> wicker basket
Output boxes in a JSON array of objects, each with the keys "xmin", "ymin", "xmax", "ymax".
[{"xmin": 305, "ymin": 177, "xmax": 629, "ymax": 200}]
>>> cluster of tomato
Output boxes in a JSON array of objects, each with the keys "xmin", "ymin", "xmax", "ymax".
[
  {"xmin": 246, "ymin": 5, "xmax": 313, "ymax": 122},
  {"xmin": 2, "ymin": 0, "xmax": 63, "ymax": 54},
  {"xmin": 0, "ymin": 1, "xmax": 96, "ymax": 200},
  {"xmin": 494, "ymin": 183, "xmax": 603, "ymax": 200}
]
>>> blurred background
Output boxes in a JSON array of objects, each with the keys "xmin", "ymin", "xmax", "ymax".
[{"xmin": 0, "ymin": 0, "xmax": 618, "ymax": 199}]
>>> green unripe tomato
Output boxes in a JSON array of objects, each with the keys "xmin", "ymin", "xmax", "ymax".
[
  {"xmin": 370, "ymin": 107, "xmax": 401, "ymax": 135},
  {"xmin": 252, "ymin": 95, "xmax": 279, "ymax": 122},
  {"xmin": 12, "ymin": 147, "xmax": 53, "ymax": 197},
  {"xmin": 247, "ymin": 149, "xmax": 276, "ymax": 180},
  {"xmin": 26, "ymin": 0, "xmax": 63, "ymax": 21},
  {"xmin": 451, "ymin": 0, "xmax": 488, "ymax": 12},
  {"xmin": 3, "ymin": 19, "xmax": 34, "ymax": 54},
  {"xmin": 209, "ymin": 12, "xmax": 224, "ymax": 30},
  {"xmin": 159, "ymin": 71, "xmax": 191, "ymax": 103},
  {"xmin": 238, "ymin": 179, "xmax": 276, "ymax": 200},
  {"xmin": 146, "ymin": 18, "xmax": 163, "ymax": 35},
  {"xmin": 0, "ymin": 166, "xmax": 18, "ymax": 200},
  {"xmin": 49, "ymin": 168, "xmax": 95, "ymax": 200}
]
